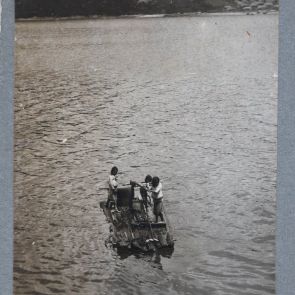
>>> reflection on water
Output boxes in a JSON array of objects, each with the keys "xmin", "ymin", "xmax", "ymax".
[{"xmin": 14, "ymin": 14, "xmax": 277, "ymax": 295}]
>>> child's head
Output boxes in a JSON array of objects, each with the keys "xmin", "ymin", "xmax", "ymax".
[
  {"xmin": 152, "ymin": 176, "xmax": 160, "ymax": 188},
  {"xmin": 145, "ymin": 174, "xmax": 152, "ymax": 183},
  {"xmin": 111, "ymin": 166, "xmax": 118, "ymax": 176}
]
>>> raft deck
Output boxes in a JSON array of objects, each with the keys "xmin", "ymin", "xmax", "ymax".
[{"xmin": 100, "ymin": 185, "xmax": 174, "ymax": 251}]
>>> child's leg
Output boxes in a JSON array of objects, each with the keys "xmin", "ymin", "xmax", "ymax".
[{"xmin": 113, "ymin": 193, "xmax": 120, "ymax": 211}]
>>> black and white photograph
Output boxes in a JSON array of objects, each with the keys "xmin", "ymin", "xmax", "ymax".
[{"xmin": 13, "ymin": 1, "xmax": 278, "ymax": 294}]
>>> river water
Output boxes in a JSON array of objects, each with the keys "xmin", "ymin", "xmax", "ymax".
[{"xmin": 14, "ymin": 14, "xmax": 277, "ymax": 295}]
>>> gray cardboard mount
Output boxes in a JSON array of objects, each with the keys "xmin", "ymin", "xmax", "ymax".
[
  {"xmin": 277, "ymin": 0, "xmax": 295, "ymax": 294},
  {"xmin": 0, "ymin": 0, "xmax": 14, "ymax": 294},
  {"xmin": 0, "ymin": 1, "xmax": 294, "ymax": 294}
]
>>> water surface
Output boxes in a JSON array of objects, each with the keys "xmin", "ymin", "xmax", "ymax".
[{"xmin": 14, "ymin": 14, "xmax": 277, "ymax": 295}]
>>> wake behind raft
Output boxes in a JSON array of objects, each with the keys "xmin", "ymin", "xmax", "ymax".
[{"xmin": 100, "ymin": 181, "xmax": 175, "ymax": 252}]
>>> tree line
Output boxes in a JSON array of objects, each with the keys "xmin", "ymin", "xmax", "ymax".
[{"xmin": 15, "ymin": 0, "xmax": 236, "ymax": 18}]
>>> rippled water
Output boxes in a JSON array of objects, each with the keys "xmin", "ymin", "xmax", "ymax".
[{"xmin": 14, "ymin": 14, "xmax": 277, "ymax": 295}]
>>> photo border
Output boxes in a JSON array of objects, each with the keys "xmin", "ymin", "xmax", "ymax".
[
  {"xmin": 277, "ymin": 0, "xmax": 295, "ymax": 294},
  {"xmin": 0, "ymin": 0, "xmax": 14, "ymax": 293}
]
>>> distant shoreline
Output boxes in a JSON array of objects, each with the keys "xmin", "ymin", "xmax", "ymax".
[{"xmin": 16, "ymin": 10, "xmax": 279, "ymax": 22}]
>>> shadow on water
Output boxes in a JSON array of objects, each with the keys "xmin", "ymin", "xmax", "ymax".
[{"xmin": 116, "ymin": 246, "xmax": 174, "ymax": 268}]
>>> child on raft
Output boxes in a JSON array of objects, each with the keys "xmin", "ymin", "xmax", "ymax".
[
  {"xmin": 140, "ymin": 174, "xmax": 153, "ymax": 210},
  {"xmin": 150, "ymin": 176, "xmax": 164, "ymax": 223},
  {"xmin": 106, "ymin": 166, "xmax": 119, "ymax": 209}
]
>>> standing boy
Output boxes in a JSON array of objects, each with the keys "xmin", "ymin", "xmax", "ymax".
[
  {"xmin": 106, "ymin": 166, "xmax": 119, "ymax": 209},
  {"xmin": 150, "ymin": 176, "xmax": 164, "ymax": 223}
]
